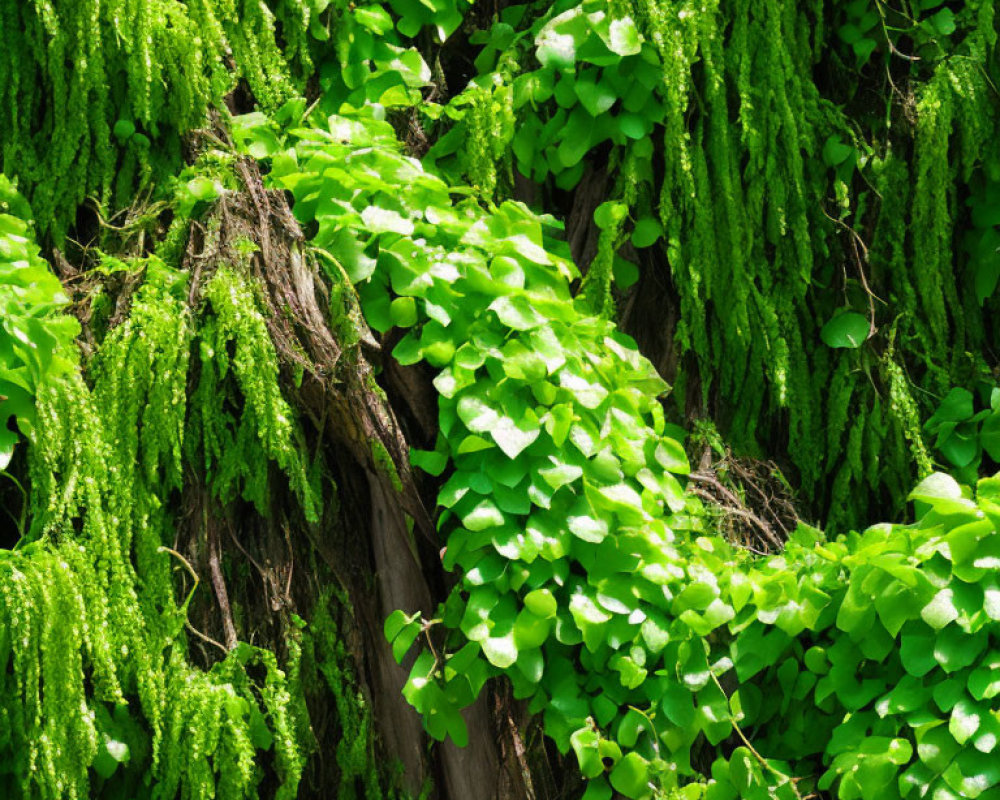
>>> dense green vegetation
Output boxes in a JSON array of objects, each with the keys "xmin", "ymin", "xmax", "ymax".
[{"xmin": 1, "ymin": 1, "xmax": 999, "ymax": 799}]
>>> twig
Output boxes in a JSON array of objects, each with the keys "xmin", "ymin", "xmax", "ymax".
[
  {"xmin": 158, "ymin": 545, "xmax": 229, "ymax": 654},
  {"xmin": 873, "ymin": 0, "xmax": 921, "ymax": 62},
  {"xmin": 688, "ymin": 473, "xmax": 784, "ymax": 551},
  {"xmin": 1, "ymin": 470, "xmax": 28, "ymax": 538},
  {"xmin": 821, "ymin": 205, "xmax": 885, "ymax": 336},
  {"xmin": 206, "ymin": 507, "xmax": 238, "ymax": 651},
  {"xmin": 710, "ymin": 672, "xmax": 805, "ymax": 799}
]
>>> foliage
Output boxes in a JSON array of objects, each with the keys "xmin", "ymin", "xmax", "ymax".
[
  {"xmin": 3, "ymin": 0, "xmax": 1000, "ymax": 797},
  {"xmin": 0, "ymin": 188, "xmax": 317, "ymax": 797},
  {"xmin": 422, "ymin": 0, "xmax": 1000, "ymax": 529},
  {"xmin": 0, "ymin": 0, "xmax": 313, "ymax": 239},
  {"xmin": 924, "ymin": 382, "xmax": 1000, "ymax": 485},
  {"xmin": 257, "ymin": 108, "xmax": 1000, "ymax": 800},
  {"xmin": 188, "ymin": 265, "xmax": 321, "ymax": 521},
  {"xmin": 0, "ymin": 178, "xmax": 79, "ymax": 470}
]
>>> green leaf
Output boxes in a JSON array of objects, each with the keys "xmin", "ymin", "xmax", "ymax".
[
  {"xmin": 390, "ymin": 296, "xmax": 418, "ymax": 327},
  {"xmin": 612, "ymin": 256, "xmax": 639, "ymax": 289},
  {"xmin": 393, "ymin": 622, "xmax": 421, "ymax": 663},
  {"xmin": 909, "ymin": 472, "xmax": 964, "ymax": 504},
  {"xmin": 931, "ymin": 388, "xmax": 975, "ymax": 423},
  {"xmin": 489, "ymin": 295, "xmax": 545, "ymax": 330},
  {"xmin": 617, "ymin": 113, "xmax": 646, "ymax": 140},
  {"xmin": 536, "ymin": 18, "xmax": 578, "ymax": 69},
  {"xmin": 463, "ymin": 499, "xmax": 505, "ymax": 531},
  {"xmin": 594, "ymin": 201, "xmax": 627, "ymax": 230},
  {"xmin": 575, "ymin": 72, "xmax": 617, "ymax": 117},
  {"xmin": 354, "ymin": 4, "xmax": 394, "ymax": 34},
  {"xmin": 482, "ymin": 632, "xmax": 518, "ymax": 668},
  {"xmin": 610, "ymin": 752, "xmax": 651, "ymax": 798},
  {"xmin": 513, "ymin": 609, "xmax": 552, "ymax": 649},
  {"xmin": 384, "ymin": 609, "xmax": 417, "ymax": 642},
  {"xmin": 631, "ymin": 217, "xmax": 662, "ymax": 248},
  {"xmin": 921, "ymin": 589, "xmax": 959, "ymax": 630},
  {"xmin": 570, "ymin": 728, "xmax": 604, "ymax": 779},
  {"xmin": 113, "ymin": 119, "xmax": 136, "ymax": 140},
  {"xmin": 820, "ymin": 311, "xmax": 870, "ymax": 348},
  {"xmin": 822, "ymin": 136, "xmax": 854, "ymax": 167},
  {"xmin": 942, "ymin": 748, "xmax": 1000, "ymax": 798},
  {"xmin": 361, "ymin": 205, "xmax": 415, "ymax": 235},
  {"xmin": 581, "ymin": 776, "xmax": 613, "ymax": 800},
  {"xmin": 951, "ymin": 698, "xmax": 982, "ymax": 745},
  {"xmin": 524, "ymin": 588, "xmax": 557, "ymax": 618},
  {"xmin": 92, "ymin": 735, "xmax": 129, "ymax": 779},
  {"xmin": 568, "ymin": 514, "xmax": 609, "ymax": 543},
  {"xmin": 606, "ymin": 17, "xmax": 642, "ymax": 56},
  {"xmin": 457, "ymin": 394, "xmax": 500, "ymax": 433},
  {"xmin": 186, "ymin": 176, "xmax": 219, "ymax": 203},
  {"xmin": 929, "ymin": 8, "xmax": 956, "ymax": 35},
  {"xmin": 901, "ymin": 629, "xmax": 937, "ymax": 677},
  {"xmin": 491, "ymin": 416, "xmax": 541, "ymax": 459}
]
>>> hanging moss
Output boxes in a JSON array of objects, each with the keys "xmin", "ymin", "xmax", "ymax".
[
  {"xmin": 425, "ymin": 0, "xmax": 1000, "ymax": 527},
  {"xmin": 0, "ymin": 0, "xmax": 312, "ymax": 239},
  {"xmin": 0, "ymin": 181, "xmax": 328, "ymax": 796},
  {"xmin": 301, "ymin": 589, "xmax": 411, "ymax": 800},
  {"xmin": 187, "ymin": 265, "xmax": 321, "ymax": 521}
]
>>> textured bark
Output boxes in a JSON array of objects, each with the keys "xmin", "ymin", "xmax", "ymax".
[{"xmin": 175, "ymin": 160, "xmax": 535, "ymax": 799}]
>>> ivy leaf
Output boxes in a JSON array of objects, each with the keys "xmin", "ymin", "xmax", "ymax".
[
  {"xmin": 524, "ymin": 588, "xmax": 557, "ymax": 618},
  {"xmin": 822, "ymin": 136, "xmax": 854, "ymax": 167},
  {"xmin": 489, "ymin": 295, "xmax": 545, "ymax": 330},
  {"xmin": 609, "ymin": 752, "xmax": 651, "ymax": 798},
  {"xmin": 929, "ymin": 8, "xmax": 956, "ymax": 35},
  {"xmin": 606, "ymin": 17, "xmax": 642, "ymax": 57},
  {"xmin": 463, "ymin": 499, "xmax": 505, "ymax": 531},
  {"xmin": 482, "ymin": 632, "xmax": 518, "ymax": 668},
  {"xmin": 390, "ymin": 296, "xmax": 418, "ymax": 327},
  {"xmin": 580, "ymin": 777, "xmax": 613, "ymax": 800},
  {"xmin": 491, "ymin": 416, "xmax": 540, "ymax": 459},
  {"xmin": 361, "ymin": 206, "xmax": 415, "ymax": 235},
  {"xmin": 921, "ymin": 589, "xmax": 959, "ymax": 630},
  {"xmin": 594, "ymin": 201, "xmax": 627, "ymax": 230},
  {"xmin": 567, "ymin": 514, "xmax": 609, "ymax": 543},
  {"xmin": 574, "ymin": 72, "xmax": 617, "ymax": 117},
  {"xmin": 820, "ymin": 311, "xmax": 870, "ymax": 348},
  {"xmin": 92, "ymin": 736, "xmax": 130, "ymax": 779},
  {"xmin": 979, "ymin": 411, "xmax": 1000, "ymax": 461},
  {"xmin": 570, "ymin": 728, "xmax": 605, "ymax": 779},
  {"xmin": 536, "ymin": 10, "xmax": 582, "ymax": 70},
  {"xmin": 612, "ymin": 256, "xmax": 639, "ymax": 289},
  {"xmin": 942, "ymin": 748, "xmax": 1000, "ymax": 798},
  {"xmin": 931, "ymin": 388, "xmax": 975, "ymax": 423},
  {"xmin": 631, "ymin": 217, "xmax": 662, "ymax": 248},
  {"xmin": 457, "ymin": 394, "xmax": 500, "ymax": 433},
  {"xmin": 951, "ymin": 698, "xmax": 982, "ymax": 745}
]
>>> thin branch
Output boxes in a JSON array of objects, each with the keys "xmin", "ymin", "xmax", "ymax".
[
  {"xmin": 158, "ymin": 545, "xmax": 229, "ymax": 654},
  {"xmin": 710, "ymin": 672, "xmax": 805, "ymax": 799}
]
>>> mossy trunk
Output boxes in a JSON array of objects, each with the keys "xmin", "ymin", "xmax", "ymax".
[{"xmin": 55, "ymin": 156, "xmax": 560, "ymax": 800}]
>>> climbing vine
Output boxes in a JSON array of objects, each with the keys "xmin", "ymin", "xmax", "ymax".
[
  {"xmin": 3, "ymin": 0, "xmax": 1000, "ymax": 797},
  {"xmin": 259, "ymin": 107, "xmax": 1000, "ymax": 800},
  {"xmin": 422, "ymin": 0, "xmax": 1000, "ymax": 529}
]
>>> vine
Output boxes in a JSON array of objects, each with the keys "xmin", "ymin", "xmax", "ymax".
[
  {"xmin": 260, "ymin": 107, "xmax": 1000, "ymax": 800},
  {"xmin": 421, "ymin": 0, "xmax": 1000, "ymax": 529}
]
